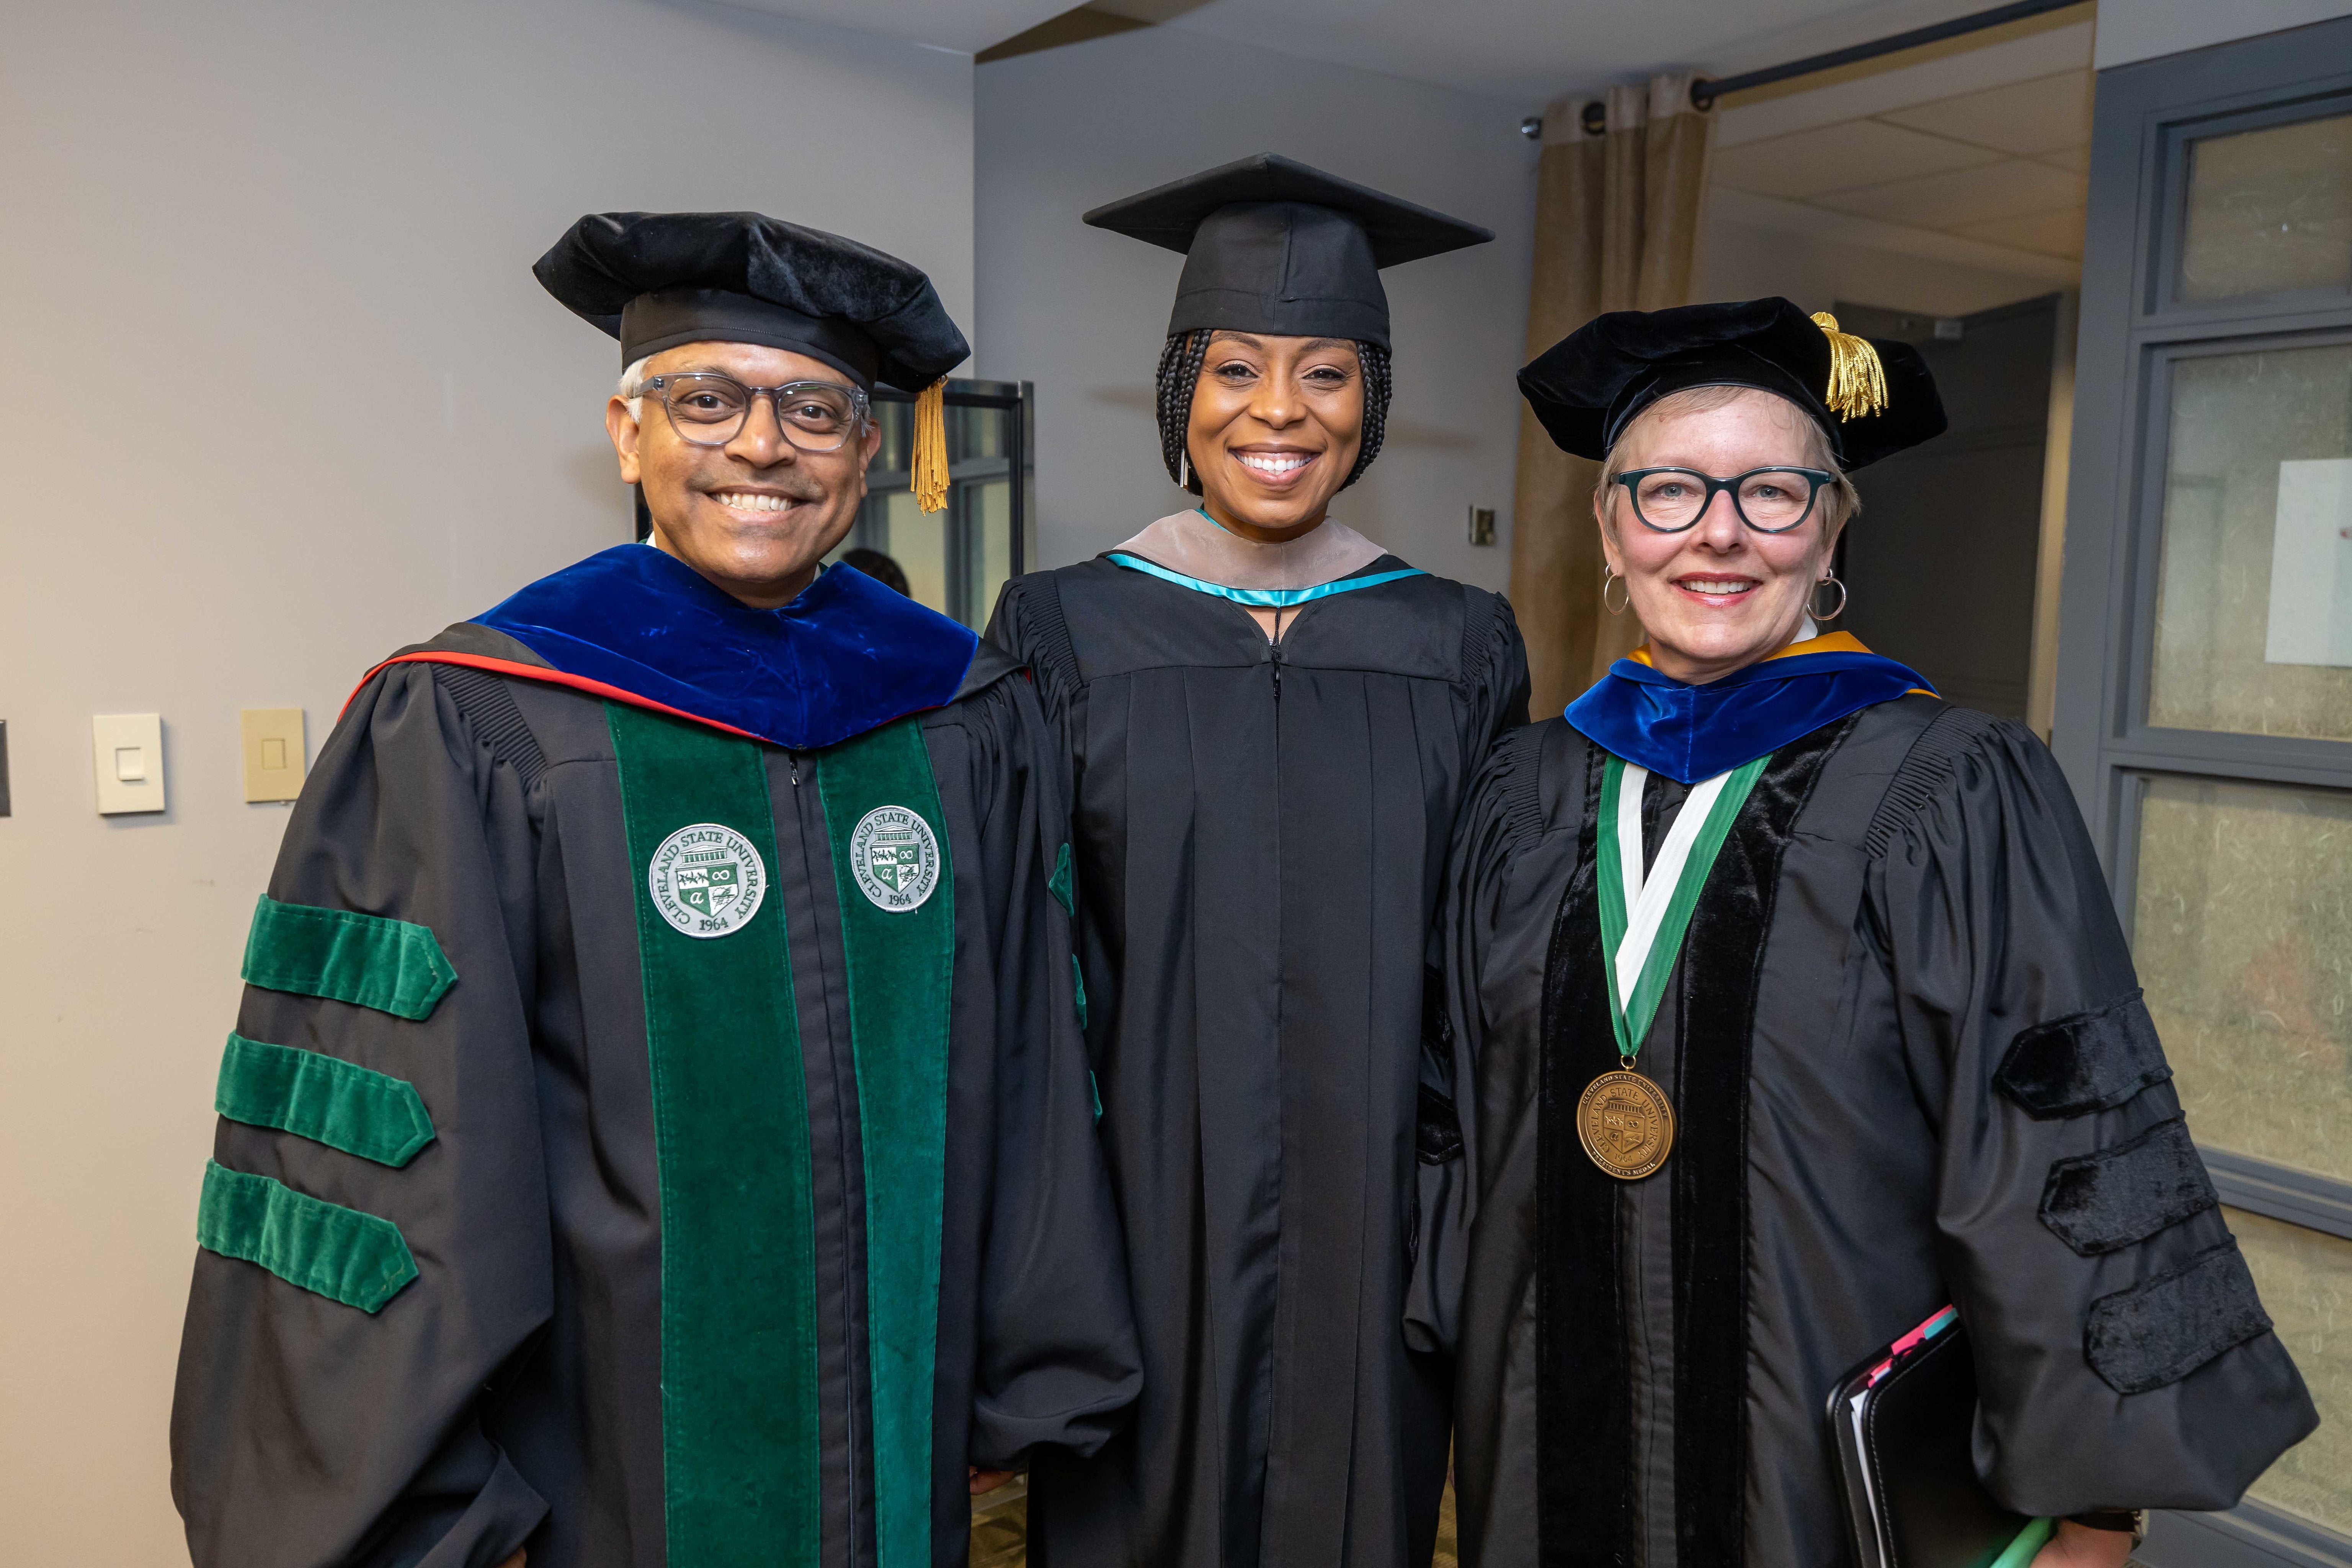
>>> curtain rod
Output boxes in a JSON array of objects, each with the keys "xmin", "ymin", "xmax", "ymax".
[{"xmin": 1541, "ymin": 0, "xmax": 2085, "ymax": 137}]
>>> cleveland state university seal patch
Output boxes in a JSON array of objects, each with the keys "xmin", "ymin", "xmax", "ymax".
[
  {"xmin": 850, "ymin": 804, "xmax": 940, "ymax": 913},
  {"xmin": 647, "ymin": 822, "xmax": 768, "ymax": 938}
]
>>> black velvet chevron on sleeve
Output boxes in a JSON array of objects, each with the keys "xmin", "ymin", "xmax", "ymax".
[
  {"xmin": 2086, "ymin": 1239, "xmax": 2274, "ymax": 1395},
  {"xmin": 1994, "ymin": 990, "xmax": 2171, "ymax": 1118},
  {"xmin": 2038, "ymin": 1117, "xmax": 2218, "ymax": 1256}
]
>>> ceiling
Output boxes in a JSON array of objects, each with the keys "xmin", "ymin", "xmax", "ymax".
[
  {"xmin": 1712, "ymin": 67, "xmax": 2091, "ymax": 261},
  {"xmin": 720, "ymin": 0, "xmax": 1076, "ymax": 54},
  {"xmin": 728, "ymin": 0, "xmax": 2062, "ymax": 103},
  {"xmin": 724, "ymin": 0, "xmax": 2096, "ymax": 280},
  {"xmin": 1705, "ymin": 13, "xmax": 2092, "ymax": 279}
]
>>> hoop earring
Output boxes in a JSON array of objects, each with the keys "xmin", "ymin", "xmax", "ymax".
[
  {"xmin": 1811, "ymin": 573, "xmax": 1848, "ymax": 621},
  {"xmin": 1601, "ymin": 568, "xmax": 1631, "ymax": 616}
]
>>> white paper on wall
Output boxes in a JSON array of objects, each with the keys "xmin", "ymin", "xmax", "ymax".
[{"xmin": 2266, "ymin": 457, "xmax": 2352, "ymax": 667}]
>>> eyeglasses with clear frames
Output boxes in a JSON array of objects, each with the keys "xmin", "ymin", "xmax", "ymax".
[
  {"xmin": 1612, "ymin": 466, "xmax": 1837, "ymax": 534},
  {"xmin": 634, "ymin": 372, "xmax": 872, "ymax": 452}
]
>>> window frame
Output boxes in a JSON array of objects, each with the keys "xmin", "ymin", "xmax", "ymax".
[
  {"xmin": 850, "ymin": 377, "xmax": 1036, "ymax": 629},
  {"xmin": 2055, "ymin": 15, "xmax": 2352, "ymax": 1565}
]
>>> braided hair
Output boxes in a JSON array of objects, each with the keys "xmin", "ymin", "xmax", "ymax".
[{"xmin": 1155, "ymin": 329, "xmax": 1393, "ymax": 495}]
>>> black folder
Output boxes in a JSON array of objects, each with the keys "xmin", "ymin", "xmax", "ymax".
[{"xmin": 1826, "ymin": 1307, "xmax": 2053, "ymax": 1568}]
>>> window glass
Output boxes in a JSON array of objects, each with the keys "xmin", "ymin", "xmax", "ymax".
[
  {"xmin": 2225, "ymin": 1207, "xmax": 2350, "ymax": 1534},
  {"xmin": 952, "ymin": 400, "xmax": 1005, "ymax": 462},
  {"xmin": 2133, "ymin": 774, "xmax": 2352, "ymax": 1181},
  {"xmin": 2146, "ymin": 343, "xmax": 2352, "ymax": 738},
  {"xmin": 872, "ymin": 397, "xmax": 912, "ymax": 474},
  {"xmin": 2179, "ymin": 111, "xmax": 2352, "ymax": 301},
  {"xmin": 876, "ymin": 490, "xmax": 948, "ymax": 616},
  {"xmin": 975, "ymin": 479, "xmax": 1014, "ymax": 630}
]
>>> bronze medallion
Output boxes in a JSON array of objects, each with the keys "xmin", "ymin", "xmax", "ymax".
[{"xmin": 1576, "ymin": 1069, "xmax": 1675, "ymax": 1179}]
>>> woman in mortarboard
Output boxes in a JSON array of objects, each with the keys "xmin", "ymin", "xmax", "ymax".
[
  {"xmin": 1427, "ymin": 298, "xmax": 2316, "ymax": 1566},
  {"xmin": 987, "ymin": 154, "xmax": 1529, "ymax": 1568}
]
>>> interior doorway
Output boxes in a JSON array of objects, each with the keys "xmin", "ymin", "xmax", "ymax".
[{"xmin": 1834, "ymin": 295, "xmax": 2062, "ymax": 719}]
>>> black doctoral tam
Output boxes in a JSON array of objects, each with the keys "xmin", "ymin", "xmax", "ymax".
[
  {"xmin": 1518, "ymin": 295, "xmax": 1947, "ymax": 469},
  {"xmin": 534, "ymin": 210, "xmax": 969, "ymax": 392}
]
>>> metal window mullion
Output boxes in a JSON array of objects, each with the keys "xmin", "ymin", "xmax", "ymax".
[{"xmin": 2202, "ymin": 1148, "xmax": 2352, "ymax": 1242}]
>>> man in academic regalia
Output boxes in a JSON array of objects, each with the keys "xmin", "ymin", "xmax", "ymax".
[
  {"xmin": 988, "ymin": 155, "xmax": 1529, "ymax": 1568},
  {"xmin": 169, "ymin": 211, "xmax": 1139, "ymax": 1568}
]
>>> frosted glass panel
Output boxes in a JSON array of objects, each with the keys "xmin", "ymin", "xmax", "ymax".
[
  {"xmin": 2179, "ymin": 111, "xmax": 2352, "ymax": 301},
  {"xmin": 878, "ymin": 491, "xmax": 949, "ymax": 616},
  {"xmin": 2226, "ymin": 1208, "xmax": 2351, "ymax": 1534},
  {"xmin": 2147, "ymin": 343, "xmax": 2352, "ymax": 738},
  {"xmin": 2133, "ymin": 775, "xmax": 2352, "ymax": 1181},
  {"xmin": 975, "ymin": 480, "xmax": 1014, "ymax": 631}
]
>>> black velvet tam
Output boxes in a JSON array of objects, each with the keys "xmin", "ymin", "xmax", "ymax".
[
  {"xmin": 1517, "ymin": 296, "xmax": 1946, "ymax": 469},
  {"xmin": 534, "ymin": 211, "xmax": 969, "ymax": 392},
  {"xmin": 1083, "ymin": 152, "xmax": 1491, "ymax": 348}
]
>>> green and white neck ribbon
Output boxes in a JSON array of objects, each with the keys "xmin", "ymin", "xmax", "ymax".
[{"xmin": 1594, "ymin": 751, "xmax": 1772, "ymax": 1063}]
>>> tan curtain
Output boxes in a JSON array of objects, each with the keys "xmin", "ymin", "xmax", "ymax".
[{"xmin": 1508, "ymin": 74, "xmax": 1715, "ymax": 716}]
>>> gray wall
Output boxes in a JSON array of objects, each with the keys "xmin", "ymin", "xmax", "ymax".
[
  {"xmin": 974, "ymin": 26, "xmax": 1539, "ymax": 589},
  {"xmin": 0, "ymin": 2, "xmax": 972, "ymax": 1557}
]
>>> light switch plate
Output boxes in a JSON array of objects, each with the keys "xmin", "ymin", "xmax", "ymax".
[
  {"xmin": 241, "ymin": 708, "xmax": 307, "ymax": 802},
  {"xmin": 93, "ymin": 713, "xmax": 165, "ymax": 815},
  {"xmin": 1467, "ymin": 505, "xmax": 1497, "ymax": 546}
]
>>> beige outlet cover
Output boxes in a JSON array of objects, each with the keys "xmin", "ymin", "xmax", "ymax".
[{"xmin": 241, "ymin": 708, "xmax": 306, "ymax": 802}]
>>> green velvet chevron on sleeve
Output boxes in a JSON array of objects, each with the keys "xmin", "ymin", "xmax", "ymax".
[
  {"xmin": 214, "ymin": 1033, "xmax": 436, "ymax": 1167},
  {"xmin": 196, "ymin": 1160, "xmax": 420, "ymax": 1313},
  {"xmin": 240, "ymin": 895, "xmax": 457, "ymax": 1020}
]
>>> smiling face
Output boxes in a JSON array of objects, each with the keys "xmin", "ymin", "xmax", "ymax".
[
  {"xmin": 1598, "ymin": 386, "xmax": 1847, "ymax": 684},
  {"xmin": 606, "ymin": 340, "xmax": 884, "ymax": 609},
  {"xmin": 1185, "ymin": 331, "xmax": 1365, "ymax": 543}
]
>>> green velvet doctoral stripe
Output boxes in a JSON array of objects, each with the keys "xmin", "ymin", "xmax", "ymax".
[
  {"xmin": 816, "ymin": 718, "xmax": 955, "ymax": 1568},
  {"xmin": 196, "ymin": 1159, "xmax": 418, "ymax": 1313},
  {"xmin": 240, "ymin": 895, "xmax": 457, "ymax": 1020},
  {"xmin": 607, "ymin": 702, "xmax": 820, "ymax": 1566},
  {"xmin": 1049, "ymin": 841, "xmax": 1075, "ymax": 916},
  {"xmin": 215, "ymin": 1032, "xmax": 436, "ymax": 1167}
]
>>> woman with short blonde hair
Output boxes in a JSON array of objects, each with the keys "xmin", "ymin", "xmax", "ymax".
[{"xmin": 1428, "ymin": 298, "xmax": 2315, "ymax": 1568}]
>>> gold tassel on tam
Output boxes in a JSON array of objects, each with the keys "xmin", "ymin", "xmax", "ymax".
[
  {"xmin": 912, "ymin": 377, "xmax": 950, "ymax": 513},
  {"xmin": 1810, "ymin": 312, "xmax": 1888, "ymax": 421}
]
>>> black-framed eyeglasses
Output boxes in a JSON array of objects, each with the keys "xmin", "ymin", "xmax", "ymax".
[
  {"xmin": 1612, "ymin": 466, "xmax": 1837, "ymax": 533},
  {"xmin": 634, "ymin": 372, "xmax": 871, "ymax": 452}
]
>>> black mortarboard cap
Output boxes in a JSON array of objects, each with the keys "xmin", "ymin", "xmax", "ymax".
[
  {"xmin": 533, "ymin": 211, "xmax": 969, "ymax": 394},
  {"xmin": 1517, "ymin": 296, "xmax": 1947, "ymax": 470},
  {"xmin": 1083, "ymin": 153, "xmax": 1492, "ymax": 348}
]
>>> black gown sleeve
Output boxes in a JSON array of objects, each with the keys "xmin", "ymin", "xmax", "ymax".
[
  {"xmin": 1469, "ymin": 591, "xmax": 1534, "ymax": 740},
  {"xmin": 1870, "ymin": 715, "xmax": 2318, "ymax": 1515},
  {"xmin": 169, "ymin": 666, "xmax": 553, "ymax": 1566},
  {"xmin": 954, "ymin": 670, "xmax": 1141, "ymax": 1468},
  {"xmin": 985, "ymin": 574, "xmax": 1079, "ymax": 735},
  {"xmin": 1406, "ymin": 719, "xmax": 1555, "ymax": 1357}
]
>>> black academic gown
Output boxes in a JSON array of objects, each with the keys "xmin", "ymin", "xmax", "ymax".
[
  {"xmin": 1428, "ymin": 698, "xmax": 2318, "ymax": 1566},
  {"xmin": 169, "ymin": 622, "xmax": 1139, "ymax": 1568},
  {"xmin": 989, "ymin": 554, "xmax": 1529, "ymax": 1568}
]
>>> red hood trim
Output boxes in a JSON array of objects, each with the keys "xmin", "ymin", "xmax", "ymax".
[{"xmin": 346, "ymin": 651, "xmax": 766, "ymax": 743}]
